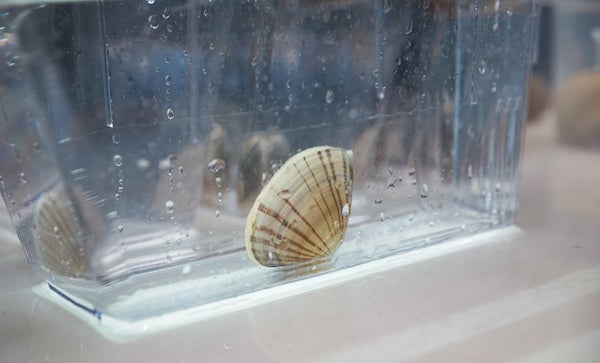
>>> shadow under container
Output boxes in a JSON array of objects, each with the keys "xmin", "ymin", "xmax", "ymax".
[{"xmin": 0, "ymin": 0, "xmax": 540, "ymax": 321}]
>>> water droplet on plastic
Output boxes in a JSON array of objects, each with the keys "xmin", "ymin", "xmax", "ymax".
[
  {"xmin": 158, "ymin": 158, "xmax": 171, "ymax": 172},
  {"xmin": 136, "ymin": 158, "xmax": 151, "ymax": 171},
  {"xmin": 182, "ymin": 265, "xmax": 191, "ymax": 275},
  {"xmin": 166, "ymin": 254, "xmax": 172, "ymax": 263},
  {"xmin": 207, "ymin": 159, "xmax": 226, "ymax": 173},
  {"xmin": 383, "ymin": 0, "xmax": 393, "ymax": 13},
  {"xmin": 379, "ymin": 212, "xmax": 385, "ymax": 221},
  {"xmin": 277, "ymin": 189, "xmax": 293, "ymax": 199},
  {"xmin": 118, "ymin": 225, "xmax": 124, "ymax": 233},
  {"xmin": 165, "ymin": 75, "xmax": 172, "ymax": 86},
  {"xmin": 478, "ymin": 61, "xmax": 487, "ymax": 74},
  {"xmin": 405, "ymin": 20, "xmax": 413, "ymax": 35},
  {"xmin": 420, "ymin": 183, "xmax": 430, "ymax": 198},
  {"xmin": 467, "ymin": 164, "xmax": 473, "ymax": 179},
  {"xmin": 148, "ymin": 15, "xmax": 159, "ymax": 30},
  {"xmin": 342, "ymin": 203, "xmax": 350, "ymax": 217},
  {"xmin": 166, "ymin": 108, "xmax": 175, "ymax": 120},
  {"xmin": 113, "ymin": 154, "xmax": 123, "ymax": 167},
  {"xmin": 165, "ymin": 200, "xmax": 175, "ymax": 214},
  {"xmin": 495, "ymin": 183, "xmax": 502, "ymax": 192},
  {"xmin": 4, "ymin": 54, "xmax": 17, "ymax": 67},
  {"xmin": 215, "ymin": 177, "xmax": 223, "ymax": 188},
  {"xmin": 408, "ymin": 168, "xmax": 416, "ymax": 176},
  {"xmin": 386, "ymin": 176, "xmax": 396, "ymax": 188},
  {"xmin": 178, "ymin": 166, "xmax": 184, "ymax": 175},
  {"xmin": 162, "ymin": 7, "xmax": 171, "ymax": 19},
  {"xmin": 112, "ymin": 133, "xmax": 121, "ymax": 144},
  {"xmin": 325, "ymin": 89, "xmax": 334, "ymax": 104},
  {"xmin": 215, "ymin": 210, "xmax": 221, "ymax": 218},
  {"xmin": 408, "ymin": 213, "xmax": 416, "ymax": 222}
]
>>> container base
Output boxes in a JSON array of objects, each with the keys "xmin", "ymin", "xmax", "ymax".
[{"xmin": 33, "ymin": 225, "xmax": 521, "ymax": 343}]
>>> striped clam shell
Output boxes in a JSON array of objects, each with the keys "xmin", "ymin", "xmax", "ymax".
[
  {"xmin": 33, "ymin": 190, "xmax": 89, "ymax": 277},
  {"xmin": 245, "ymin": 146, "xmax": 353, "ymax": 267}
]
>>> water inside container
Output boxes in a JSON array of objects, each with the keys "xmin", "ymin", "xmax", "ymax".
[{"xmin": 0, "ymin": 0, "xmax": 538, "ymax": 321}]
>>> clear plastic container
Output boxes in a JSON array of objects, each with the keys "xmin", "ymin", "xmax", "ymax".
[{"xmin": 0, "ymin": 0, "xmax": 540, "ymax": 321}]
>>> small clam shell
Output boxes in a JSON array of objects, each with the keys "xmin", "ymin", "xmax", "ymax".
[
  {"xmin": 353, "ymin": 120, "xmax": 412, "ymax": 186},
  {"xmin": 237, "ymin": 133, "xmax": 290, "ymax": 211},
  {"xmin": 245, "ymin": 146, "xmax": 353, "ymax": 267},
  {"xmin": 153, "ymin": 122, "xmax": 232, "ymax": 216},
  {"xmin": 34, "ymin": 190, "xmax": 89, "ymax": 277}
]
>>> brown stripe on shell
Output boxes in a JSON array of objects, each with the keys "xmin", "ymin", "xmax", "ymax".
[
  {"xmin": 292, "ymin": 161, "xmax": 335, "ymax": 253},
  {"xmin": 251, "ymin": 242, "xmax": 310, "ymax": 266},
  {"xmin": 256, "ymin": 224, "xmax": 322, "ymax": 257},
  {"xmin": 325, "ymin": 148, "xmax": 345, "ymax": 226},
  {"xmin": 257, "ymin": 203, "xmax": 324, "ymax": 255},
  {"xmin": 302, "ymin": 155, "xmax": 336, "ymax": 241},
  {"xmin": 318, "ymin": 149, "xmax": 343, "ymax": 227},
  {"xmin": 250, "ymin": 235, "xmax": 315, "ymax": 264},
  {"xmin": 250, "ymin": 236, "xmax": 281, "ymax": 265},
  {"xmin": 281, "ymin": 198, "xmax": 330, "ymax": 254}
]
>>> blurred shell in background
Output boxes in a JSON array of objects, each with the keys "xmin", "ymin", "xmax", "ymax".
[
  {"xmin": 353, "ymin": 120, "xmax": 413, "ymax": 187},
  {"xmin": 201, "ymin": 123, "xmax": 233, "ymax": 208},
  {"xmin": 237, "ymin": 133, "xmax": 290, "ymax": 212},
  {"xmin": 555, "ymin": 72, "xmax": 600, "ymax": 148},
  {"xmin": 153, "ymin": 122, "xmax": 232, "ymax": 217}
]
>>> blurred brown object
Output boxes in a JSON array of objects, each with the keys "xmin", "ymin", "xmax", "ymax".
[
  {"xmin": 527, "ymin": 73, "xmax": 550, "ymax": 122},
  {"xmin": 237, "ymin": 133, "xmax": 290, "ymax": 211},
  {"xmin": 555, "ymin": 71, "xmax": 600, "ymax": 148}
]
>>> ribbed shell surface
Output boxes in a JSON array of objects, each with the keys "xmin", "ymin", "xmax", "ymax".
[
  {"xmin": 245, "ymin": 146, "xmax": 353, "ymax": 267},
  {"xmin": 34, "ymin": 191, "xmax": 88, "ymax": 277}
]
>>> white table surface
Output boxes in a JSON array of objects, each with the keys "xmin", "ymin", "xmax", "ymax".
[{"xmin": 1, "ymin": 114, "xmax": 599, "ymax": 362}]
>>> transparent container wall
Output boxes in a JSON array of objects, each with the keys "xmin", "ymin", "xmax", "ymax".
[{"xmin": 0, "ymin": 0, "xmax": 538, "ymax": 320}]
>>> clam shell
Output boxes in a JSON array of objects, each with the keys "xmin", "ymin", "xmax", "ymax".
[
  {"xmin": 34, "ymin": 190, "xmax": 89, "ymax": 277},
  {"xmin": 237, "ymin": 133, "xmax": 290, "ymax": 211},
  {"xmin": 245, "ymin": 146, "xmax": 353, "ymax": 267},
  {"xmin": 153, "ymin": 122, "xmax": 232, "ymax": 216}
]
